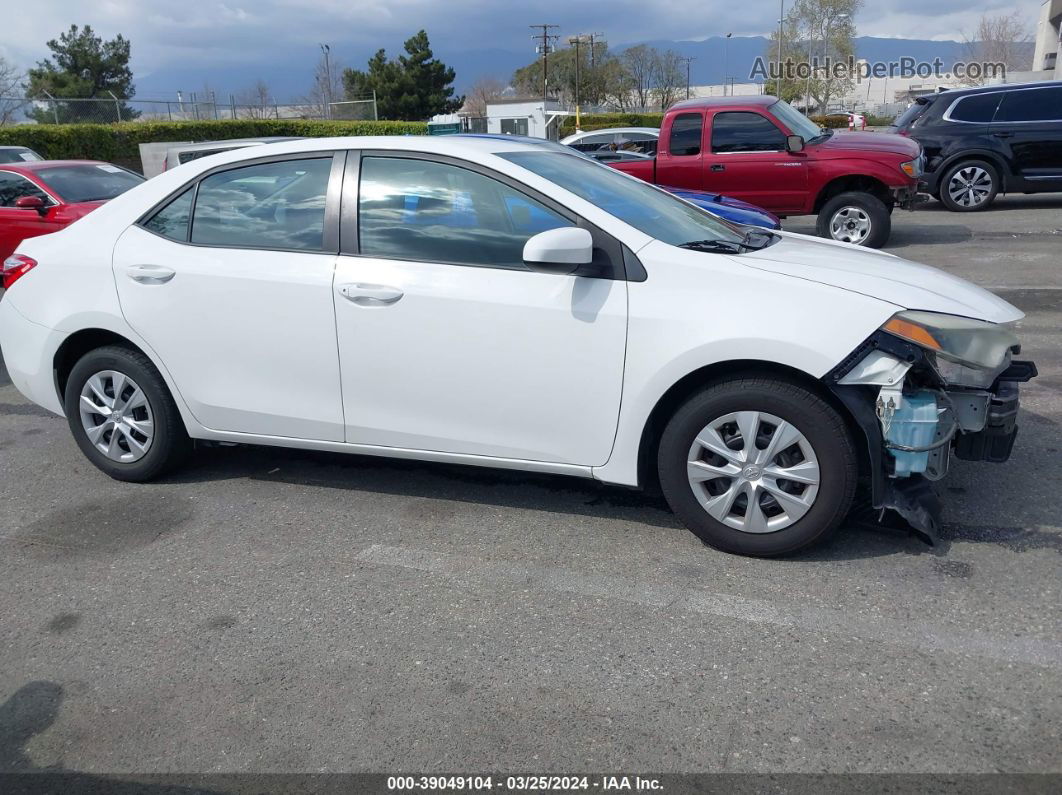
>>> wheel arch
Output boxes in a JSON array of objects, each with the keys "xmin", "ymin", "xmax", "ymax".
[
  {"xmin": 53, "ymin": 328, "xmax": 153, "ymax": 404},
  {"xmin": 813, "ymin": 174, "xmax": 892, "ymax": 214},
  {"xmin": 935, "ymin": 151, "xmax": 1012, "ymax": 189},
  {"xmin": 634, "ymin": 359, "xmax": 868, "ymax": 492}
]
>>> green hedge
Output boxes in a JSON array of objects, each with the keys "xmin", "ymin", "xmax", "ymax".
[
  {"xmin": 0, "ymin": 119, "xmax": 428, "ymax": 170},
  {"xmin": 559, "ymin": 113, "xmax": 664, "ymax": 137}
]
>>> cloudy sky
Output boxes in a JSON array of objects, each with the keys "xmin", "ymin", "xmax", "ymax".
[{"xmin": 0, "ymin": 0, "xmax": 1041, "ymax": 94}]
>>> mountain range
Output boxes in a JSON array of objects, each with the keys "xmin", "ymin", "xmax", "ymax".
[{"xmin": 132, "ymin": 36, "xmax": 1014, "ymax": 103}]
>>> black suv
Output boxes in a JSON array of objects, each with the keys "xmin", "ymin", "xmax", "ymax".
[{"xmin": 891, "ymin": 81, "xmax": 1062, "ymax": 211}]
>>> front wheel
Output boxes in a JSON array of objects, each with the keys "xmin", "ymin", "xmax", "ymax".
[
  {"xmin": 64, "ymin": 345, "xmax": 192, "ymax": 482},
  {"xmin": 657, "ymin": 378, "xmax": 858, "ymax": 557},
  {"xmin": 816, "ymin": 191, "xmax": 891, "ymax": 248}
]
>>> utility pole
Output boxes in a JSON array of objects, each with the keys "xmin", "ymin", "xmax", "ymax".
[
  {"xmin": 320, "ymin": 44, "xmax": 332, "ymax": 119},
  {"xmin": 530, "ymin": 24, "xmax": 560, "ymax": 109},
  {"xmin": 777, "ymin": 0, "xmax": 785, "ymax": 97},
  {"xmin": 586, "ymin": 33, "xmax": 605, "ymax": 107},
  {"xmin": 679, "ymin": 56, "xmax": 696, "ymax": 99},
  {"xmin": 723, "ymin": 33, "xmax": 732, "ymax": 96}
]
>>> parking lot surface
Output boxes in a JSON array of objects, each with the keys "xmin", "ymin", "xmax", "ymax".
[{"xmin": 1, "ymin": 196, "xmax": 1060, "ymax": 774}]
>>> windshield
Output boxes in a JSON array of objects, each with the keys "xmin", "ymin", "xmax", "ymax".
[
  {"xmin": 768, "ymin": 100, "xmax": 821, "ymax": 140},
  {"xmin": 499, "ymin": 151, "xmax": 745, "ymax": 247},
  {"xmin": 35, "ymin": 164, "xmax": 144, "ymax": 203}
]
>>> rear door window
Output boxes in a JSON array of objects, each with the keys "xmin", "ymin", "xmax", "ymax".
[
  {"xmin": 668, "ymin": 113, "xmax": 703, "ymax": 156},
  {"xmin": 949, "ymin": 93, "xmax": 1003, "ymax": 123},
  {"xmin": 995, "ymin": 87, "xmax": 1062, "ymax": 123},
  {"xmin": 190, "ymin": 157, "xmax": 332, "ymax": 251}
]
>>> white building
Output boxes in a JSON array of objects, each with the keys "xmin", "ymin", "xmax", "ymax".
[
  {"xmin": 1032, "ymin": 0, "xmax": 1062, "ymax": 79},
  {"xmin": 484, "ymin": 98, "xmax": 570, "ymax": 139}
]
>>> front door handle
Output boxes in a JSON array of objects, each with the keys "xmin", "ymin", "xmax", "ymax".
[
  {"xmin": 709, "ymin": 164, "xmax": 726, "ymax": 172},
  {"xmin": 338, "ymin": 283, "xmax": 404, "ymax": 306},
  {"xmin": 992, "ymin": 131, "xmax": 1014, "ymax": 138},
  {"xmin": 127, "ymin": 264, "xmax": 175, "ymax": 284}
]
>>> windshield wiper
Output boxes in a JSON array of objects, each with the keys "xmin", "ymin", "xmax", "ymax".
[{"xmin": 677, "ymin": 239, "xmax": 743, "ymax": 254}]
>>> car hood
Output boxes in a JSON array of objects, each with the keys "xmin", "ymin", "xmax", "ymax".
[
  {"xmin": 737, "ymin": 231, "xmax": 1023, "ymax": 324},
  {"xmin": 812, "ymin": 130, "xmax": 920, "ymax": 159}
]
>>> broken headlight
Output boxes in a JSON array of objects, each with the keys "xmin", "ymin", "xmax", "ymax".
[{"xmin": 881, "ymin": 310, "xmax": 1018, "ymax": 388}]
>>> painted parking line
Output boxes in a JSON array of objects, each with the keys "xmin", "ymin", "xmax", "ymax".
[{"xmin": 355, "ymin": 544, "xmax": 1062, "ymax": 669}]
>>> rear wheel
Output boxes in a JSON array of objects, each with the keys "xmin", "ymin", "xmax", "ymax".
[
  {"xmin": 939, "ymin": 159, "xmax": 998, "ymax": 211},
  {"xmin": 816, "ymin": 191, "xmax": 891, "ymax": 248},
  {"xmin": 657, "ymin": 378, "xmax": 858, "ymax": 556},
  {"xmin": 64, "ymin": 345, "xmax": 192, "ymax": 482}
]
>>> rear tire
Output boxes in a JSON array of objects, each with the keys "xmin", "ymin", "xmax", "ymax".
[
  {"xmin": 816, "ymin": 191, "xmax": 891, "ymax": 248},
  {"xmin": 938, "ymin": 159, "xmax": 998, "ymax": 212},
  {"xmin": 657, "ymin": 377, "xmax": 858, "ymax": 557},
  {"xmin": 64, "ymin": 345, "xmax": 192, "ymax": 482}
]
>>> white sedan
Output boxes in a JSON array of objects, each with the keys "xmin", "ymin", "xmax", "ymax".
[{"xmin": 0, "ymin": 136, "xmax": 1035, "ymax": 556}]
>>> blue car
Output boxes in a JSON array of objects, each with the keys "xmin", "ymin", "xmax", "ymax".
[
  {"xmin": 662, "ymin": 187, "xmax": 781, "ymax": 230},
  {"xmin": 456, "ymin": 134, "xmax": 780, "ymax": 230}
]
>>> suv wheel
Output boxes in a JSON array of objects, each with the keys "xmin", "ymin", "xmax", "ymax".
[
  {"xmin": 64, "ymin": 345, "xmax": 192, "ymax": 482},
  {"xmin": 939, "ymin": 160, "xmax": 998, "ymax": 211},
  {"xmin": 816, "ymin": 191, "xmax": 891, "ymax": 248},
  {"xmin": 657, "ymin": 378, "xmax": 858, "ymax": 557}
]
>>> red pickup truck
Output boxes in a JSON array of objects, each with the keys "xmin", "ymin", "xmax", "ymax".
[{"xmin": 608, "ymin": 95, "xmax": 924, "ymax": 248}]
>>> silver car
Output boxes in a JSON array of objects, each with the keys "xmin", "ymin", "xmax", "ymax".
[
  {"xmin": 162, "ymin": 137, "xmax": 302, "ymax": 172},
  {"xmin": 560, "ymin": 127, "xmax": 659, "ymax": 155}
]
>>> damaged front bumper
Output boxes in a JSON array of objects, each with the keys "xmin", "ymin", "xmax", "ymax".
[{"xmin": 826, "ymin": 331, "xmax": 1037, "ymax": 542}]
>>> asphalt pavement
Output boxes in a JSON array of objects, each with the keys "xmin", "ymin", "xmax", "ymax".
[{"xmin": 1, "ymin": 195, "xmax": 1060, "ymax": 777}]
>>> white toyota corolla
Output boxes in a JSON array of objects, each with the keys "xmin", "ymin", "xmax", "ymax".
[{"xmin": 0, "ymin": 136, "xmax": 1037, "ymax": 556}]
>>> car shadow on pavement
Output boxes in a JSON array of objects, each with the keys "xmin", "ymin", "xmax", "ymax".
[{"xmin": 166, "ymin": 444, "xmax": 941, "ymax": 560}]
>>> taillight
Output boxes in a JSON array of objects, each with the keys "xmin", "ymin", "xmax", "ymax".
[{"xmin": 2, "ymin": 254, "xmax": 38, "ymax": 289}]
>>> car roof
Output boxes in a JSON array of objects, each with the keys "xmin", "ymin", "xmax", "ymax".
[
  {"xmin": 0, "ymin": 159, "xmax": 117, "ymax": 174},
  {"xmin": 667, "ymin": 94, "xmax": 777, "ymax": 111},
  {"xmin": 0, "ymin": 145, "xmax": 35, "ymax": 150},
  {"xmin": 932, "ymin": 79, "xmax": 1062, "ymax": 99},
  {"xmin": 169, "ymin": 137, "xmax": 303, "ymax": 152},
  {"xmin": 566, "ymin": 127, "xmax": 660, "ymax": 138}
]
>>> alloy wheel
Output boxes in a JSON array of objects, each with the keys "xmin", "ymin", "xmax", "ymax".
[
  {"xmin": 686, "ymin": 411, "xmax": 820, "ymax": 534},
  {"xmin": 829, "ymin": 206, "xmax": 872, "ymax": 244},
  {"xmin": 78, "ymin": 370, "xmax": 155, "ymax": 463},
  {"xmin": 947, "ymin": 166, "xmax": 993, "ymax": 208}
]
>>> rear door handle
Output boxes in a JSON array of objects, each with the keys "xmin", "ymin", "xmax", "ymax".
[
  {"xmin": 127, "ymin": 264, "xmax": 175, "ymax": 284},
  {"xmin": 338, "ymin": 283, "xmax": 404, "ymax": 306},
  {"xmin": 992, "ymin": 132, "xmax": 1014, "ymax": 138},
  {"xmin": 709, "ymin": 164, "xmax": 726, "ymax": 172}
]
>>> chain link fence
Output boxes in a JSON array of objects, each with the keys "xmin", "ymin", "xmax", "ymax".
[{"xmin": 0, "ymin": 94, "xmax": 378, "ymax": 126}]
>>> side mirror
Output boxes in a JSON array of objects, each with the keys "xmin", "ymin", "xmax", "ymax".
[
  {"xmin": 15, "ymin": 196, "xmax": 47, "ymax": 216},
  {"xmin": 786, "ymin": 135, "xmax": 805, "ymax": 153},
  {"xmin": 522, "ymin": 227, "xmax": 594, "ymax": 275}
]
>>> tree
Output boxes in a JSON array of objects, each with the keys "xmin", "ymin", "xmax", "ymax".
[
  {"xmin": 622, "ymin": 45, "xmax": 657, "ymax": 111},
  {"xmin": 342, "ymin": 30, "xmax": 462, "ymax": 120},
  {"xmin": 0, "ymin": 56, "xmax": 27, "ymax": 126},
  {"xmin": 962, "ymin": 12, "xmax": 1031, "ymax": 85},
  {"xmin": 652, "ymin": 49, "xmax": 684, "ymax": 110},
  {"xmin": 26, "ymin": 24, "xmax": 138, "ymax": 123},
  {"xmin": 300, "ymin": 49, "xmax": 345, "ymax": 119},
  {"xmin": 237, "ymin": 80, "xmax": 274, "ymax": 119},
  {"xmin": 764, "ymin": 0, "xmax": 861, "ymax": 112},
  {"xmin": 464, "ymin": 76, "xmax": 505, "ymax": 117}
]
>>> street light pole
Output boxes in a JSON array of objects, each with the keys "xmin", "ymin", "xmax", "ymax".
[
  {"xmin": 320, "ymin": 43, "xmax": 332, "ymax": 119},
  {"xmin": 723, "ymin": 33, "xmax": 732, "ymax": 96},
  {"xmin": 777, "ymin": 0, "xmax": 785, "ymax": 96}
]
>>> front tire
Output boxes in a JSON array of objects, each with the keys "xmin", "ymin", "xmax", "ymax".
[
  {"xmin": 657, "ymin": 378, "xmax": 858, "ymax": 557},
  {"xmin": 64, "ymin": 345, "xmax": 192, "ymax": 482},
  {"xmin": 816, "ymin": 191, "xmax": 891, "ymax": 248},
  {"xmin": 938, "ymin": 159, "xmax": 998, "ymax": 211}
]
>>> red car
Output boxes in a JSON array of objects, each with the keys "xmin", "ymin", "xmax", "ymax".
[
  {"xmin": 0, "ymin": 160, "xmax": 144, "ymax": 262},
  {"xmin": 608, "ymin": 95, "xmax": 924, "ymax": 247}
]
